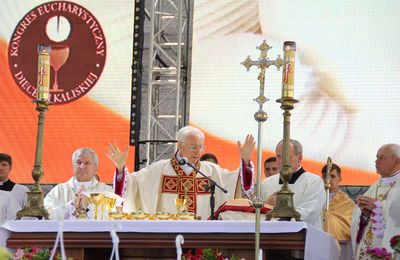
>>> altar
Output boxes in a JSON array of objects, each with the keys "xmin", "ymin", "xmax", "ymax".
[{"xmin": 1, "ymin": 220, "xmax": 339, "ymax": 260}]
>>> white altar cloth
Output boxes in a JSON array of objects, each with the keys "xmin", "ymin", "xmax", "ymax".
[{"xmin": 0, "ymin": 220, "xmax": 339, "ymax": 260}]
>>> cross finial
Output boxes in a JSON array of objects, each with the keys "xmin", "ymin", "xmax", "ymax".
[{"xmin": 241, "ymin": 40, "xmax": 284, "ymax": 108}]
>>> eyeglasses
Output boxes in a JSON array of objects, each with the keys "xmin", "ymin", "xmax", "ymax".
[{"xmin": 183, "ymin": 144, "xmax": 206, "ymax": 152}]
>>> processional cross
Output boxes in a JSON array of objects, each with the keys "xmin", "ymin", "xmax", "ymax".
[{"xmin": 241, "ymin": 40, "xmax": 284, "ymax": 260}]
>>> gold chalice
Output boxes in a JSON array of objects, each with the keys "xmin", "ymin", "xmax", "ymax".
[
  {"xmin": 99, "ymin": 196, "xmax": 112, "ymax": 220},
  {"xmin": 90, "ymin": 193, "xmax": 104, "ymax": 220},
  {"xmin": 104, "ymin": 197, "xmax": 116, "ymax": 220},
  {"xmin": 175, "ymin": 198, "xmax": 187, "ymax": 215}
]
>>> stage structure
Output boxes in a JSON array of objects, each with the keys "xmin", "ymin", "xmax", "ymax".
[{"xmin": 130, "ymin": 0, "xmax": 193, "ymax": 170}]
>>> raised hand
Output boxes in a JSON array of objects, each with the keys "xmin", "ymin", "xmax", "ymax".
[
  {"xmin": 106, "ymin": 142, "xmax": 129, "ymax": 174},
  {"xmin": 237, "ymin": 134, "xmax": 255, "ymax": 166}
]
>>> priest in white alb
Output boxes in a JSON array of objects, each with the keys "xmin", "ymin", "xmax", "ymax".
[
  {"xmin": 260, "ymin": 139, "xmax": 326, "ymax": 228},
  {"xmin": 351, "ymin": 143, "xmax": 400, "ymax": 259},
  {"xmin": 44, "ymin": 148, "xmax": 113, "ymax": 219},
  {"xmin": 107, "ymin": 126, "xmax": 255, "ymax": 220}
]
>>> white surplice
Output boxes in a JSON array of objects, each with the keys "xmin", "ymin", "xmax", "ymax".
[
  {"xmin": 260, "ymin": 169, "xmax": 326, "ymax": 229},
  {"xmin": 0, "ymin": 190, "xmax": 21, "ymax": 225},
  {"xmin": 10, "ymin": 183, "xmax": 29, "ymax": 208},
  {"xmin": 114, "ymin": 155, "xmax": 254, "ymax": 220},
  {"xmin": 0, "ymin": 180, "xmax": 29, "ymax": 208},
  {"xmin": 44, "ymin": 177, "xmax": 113, "ymax": 220}
]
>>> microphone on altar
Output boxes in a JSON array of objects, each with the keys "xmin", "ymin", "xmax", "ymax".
[{"xmin": 178, "ymin": 157, "xmax": 227, "ymax": 220}]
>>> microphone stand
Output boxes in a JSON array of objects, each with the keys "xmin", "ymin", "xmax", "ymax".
[{"xmin": 185, "ymin": 162, "xmax": 227, "ymax": 220}]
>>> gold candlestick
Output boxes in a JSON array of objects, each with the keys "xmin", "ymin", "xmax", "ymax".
[
  {"xmin": 17, "ymin": 100, "xmax": 52, "ymax": 219},
  {"xmin": 266, "ymin": 41, "xmax": 301, "ymax": 221},
  {"xmin": 17, "ymin": 45, "xmax": 52, "ymax": 220}
]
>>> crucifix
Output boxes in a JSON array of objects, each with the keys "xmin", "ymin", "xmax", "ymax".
[
  {"xmin": 241, "ymin": 40, "xmax": 283, "ymax": 260},
  {"xmin": 242, "ymin": 40, "xmax": 283, "ymax": 109}
]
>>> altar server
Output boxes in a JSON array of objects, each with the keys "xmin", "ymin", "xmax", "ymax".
[
  {"xmin": 0, "ymin": 153, "xmax": 29, "ymax": 208},
  {"xmin": 322, "ymin": 163, "xmax": 355, "ymax": 260},
  {"xmin": 261, "ymin": 139, "xmax": 326, "ymax": 228}
]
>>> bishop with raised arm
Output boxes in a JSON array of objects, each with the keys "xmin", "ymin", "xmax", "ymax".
[{"xmin": 107, "ymin": 126, "xmax": 255, "ymax": 220}]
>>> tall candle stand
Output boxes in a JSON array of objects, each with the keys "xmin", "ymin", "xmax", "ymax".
[
  {"xmin": 17, "ymin": 45, "xmax": 52, "ymax": 219},
  {"xmin": 265, "ymin": 41, "xmax": 301, "ymax": 221}
]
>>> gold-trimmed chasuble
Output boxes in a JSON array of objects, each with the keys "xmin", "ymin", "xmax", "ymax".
[{"xmin": 162, "ymin": 157, "xmax": 211, "ymax": 214}]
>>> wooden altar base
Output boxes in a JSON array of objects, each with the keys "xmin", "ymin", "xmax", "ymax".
[{"xmin": 7, "ymin": 230, "xmax": 306, "ymax": 260}]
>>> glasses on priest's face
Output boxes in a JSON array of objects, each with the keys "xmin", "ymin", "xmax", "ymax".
[{"xmin": 183, "ymin": 144, "xmax": 206, "ymax": 152}]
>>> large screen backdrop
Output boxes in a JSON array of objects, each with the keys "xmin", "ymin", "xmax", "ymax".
[
  {"xmin": 0, "ymin": 0, "xmax": 135, "ymax": 183},
  {"xmin": 1, "ymin": 0, "xmax": 398, "ymax": 186},
  {"xmin": 190, "ymin": 0, "xmax": 400, "ymax": 185}
]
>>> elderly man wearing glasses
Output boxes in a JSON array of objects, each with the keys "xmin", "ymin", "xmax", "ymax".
[{"xmin": 107, "ymin": 126, "xmax": 255, "ymax": 220}]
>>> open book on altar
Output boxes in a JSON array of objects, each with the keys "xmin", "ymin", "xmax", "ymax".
[{"xmin": 214, "ymin": 199, "xmax": 273, "ymax": 220}]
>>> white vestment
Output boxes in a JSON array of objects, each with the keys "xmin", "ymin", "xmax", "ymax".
[
  {"xmin": 382, "ymin": 175, "xmax": 400, "ymax": 255},
  {"xmin": 44, "ymin": 177, "xmax": 113, "ymax": 220},
  {"xmin": 10, "ymin": 184, "xmax": 29, "ymax": 208},
  {"xmin": 351, "ymin": 173, "xmax": 400, "ymax": 259},
  {"xmin": 114, "ymin": 155, "xmax": 254, "ymax": 220},
  {"xmin": 0, "ymin": 190, "xmax": 21, "ymax": 225},
  {"xmin": 260, "ymin": 169, "xmax": 326, "ymax": 228},
  {"xmin": 0, "ymin": 180, "xmax": 29, "ymax": 208}
]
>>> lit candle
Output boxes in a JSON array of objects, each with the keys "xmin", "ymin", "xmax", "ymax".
[
  {"xmin": 36, "ymin": 45, "xmax": 51, "ymax": 101},
  {"xmin": 281, "ymin": 41, "xmax": 296, "ymax": 98}
]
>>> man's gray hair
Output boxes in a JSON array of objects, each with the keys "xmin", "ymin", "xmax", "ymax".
[
  {"xmin": 177, "ymin": 126, "xmax": 205, "ymax": 143},
  {"xmin": 72, "ymin": 148, "xmax": 98, "ymax": 166},
  {"xmin": 276, "ymin": 139, "xmax": 303, "ymax": 155},
  {"xmin": 382, "ymin": 144, "xmax": 400, "ymax": 159}
]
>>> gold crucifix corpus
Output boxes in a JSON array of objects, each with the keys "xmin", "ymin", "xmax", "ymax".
[{"xmin": 241, "ymin": 40, "xmax": 283, "ymax": 107}]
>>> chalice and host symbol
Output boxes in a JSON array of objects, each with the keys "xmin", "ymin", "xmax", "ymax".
[{"xmin": 46, "ymin": 16, "xmax": 71, "ymax": 92}]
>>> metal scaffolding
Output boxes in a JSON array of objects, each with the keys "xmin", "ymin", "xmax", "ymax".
[{"xmin": 133, "ymin": 0, "xmax": 192, "ymax": 170}]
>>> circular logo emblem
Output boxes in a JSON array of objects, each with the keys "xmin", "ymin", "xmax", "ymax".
[{"xmin": 8, "ymin": 1, "xmax": 106, "ymax": 104}]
